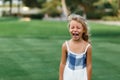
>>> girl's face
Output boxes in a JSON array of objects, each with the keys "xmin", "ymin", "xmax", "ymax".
[{"xmin": 69, "ymin": 20, "xmax": 84, "ymax": 41}]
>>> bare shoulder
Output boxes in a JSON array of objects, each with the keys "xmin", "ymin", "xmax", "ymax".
[
  {"xmin": 61, "ymin": 42, "xmax": 67, "ymax": 50},
  {"xmin": 87, "ymin": 43, "xmax": 92, "ymax": 52},
  {"xmin": 88, "ymin": 43, "xmax": 92, "ymax": 49},
  {"xmin": 61, "ymin": 41, "xmax": 67, "ymax": 56},
  {"xmin": 84, "ymin": 41, "xmax": 92, "ymax": 48}
]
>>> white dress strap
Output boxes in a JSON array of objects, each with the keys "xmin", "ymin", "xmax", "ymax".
[
  {"xmin": 84, "ymin": 44, "xmax": 90, "ymax": 53},
  {"xmin": 65, "ymin": 41, "xmax": 69, "ymax": 51}
]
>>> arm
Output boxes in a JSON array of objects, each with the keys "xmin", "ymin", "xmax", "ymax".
[
  {"xmin": 86, "ymin": 45, "xmax": 92, "ymax": 80},
  {"xmin": 59, "ymin": 42, "xmax": 67, "ymax": 80}
]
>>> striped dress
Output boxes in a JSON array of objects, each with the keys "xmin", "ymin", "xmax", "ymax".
[{"xmin": 63, "ymin": 41, "xmax": 90, "ymax": 80}]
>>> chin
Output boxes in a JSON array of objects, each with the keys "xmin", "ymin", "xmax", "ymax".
[{"xmin": 72, "ymin": 38, "xmax": 80, "ymax": 41}]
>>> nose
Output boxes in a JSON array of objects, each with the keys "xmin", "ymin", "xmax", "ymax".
[{"xmin": 73, "ymin": 27, "xmax": 77, "ymax": 31}]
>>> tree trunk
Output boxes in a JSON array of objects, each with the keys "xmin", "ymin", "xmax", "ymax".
[
  {"xmin": 61, "ymin": 0, "xmax": 69, "ymax": 17},
  {"xmin": 9, "ymin": 0, "xmax": 12, "ymax": 15},
  {"xmin": 79, "ymin": 4, "xmax": 87, "ymax": 19},
  {"xmin": 118, "ymin": 0, "xmax": 120, "ymax": 17},
  {"xmin": 17, "ymin": 0, "xmax": 21, "ymax": 17},
  {"xmin": 119, "ymin": 0, "xmax": 120, "ymax": 9}
]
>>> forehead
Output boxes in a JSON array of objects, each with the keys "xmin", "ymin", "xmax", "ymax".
[{"xmin": 69, "ymin": 20, "xmax": 82, "ymax": 26}]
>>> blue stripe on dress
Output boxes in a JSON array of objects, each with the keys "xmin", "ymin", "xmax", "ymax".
[
  {"xmin": 67, "ymin": 52, "xmax": 86, "ymax": 70},
  {"xmin": 68, "ymin": 53, "xmax": 76, "ymax": 70}
]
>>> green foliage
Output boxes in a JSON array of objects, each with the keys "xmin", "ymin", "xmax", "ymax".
[
  {"xmin": 29, "ymin": 13, "xmax": 44, "ymax": 19},
  {"xmin": 87, "ymin": 12, "xmax": 103, "ymax": 19},
  {"xmin": 23, "ymin": 0, "xmax": 46, "ymax": 8},
  {"xmin": 66, "ymin": 0, "xmax": 99, "ymax": 15},
  {"xmin": 94, "ymin": 0, "xmax": 119, "ymax": 18},
  {"xmin": 42, "ymin": 0, "xmax": 62, "ymax": 17},
  {"xmin": 102, "ymin": 16, "xmax": 120, "ymax": 21},
  {"xmin": 65, "ymin": 0, "xmax": 119, "ymax": 19}
]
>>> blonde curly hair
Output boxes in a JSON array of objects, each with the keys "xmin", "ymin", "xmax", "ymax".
[{"xmin": 67, "ymin": 14, "xmax": 90, "ymax": 42}]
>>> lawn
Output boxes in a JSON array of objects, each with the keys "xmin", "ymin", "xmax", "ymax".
[{"xmin": 0, "ymin": 19, "xmax": 120, "ymax": 80}]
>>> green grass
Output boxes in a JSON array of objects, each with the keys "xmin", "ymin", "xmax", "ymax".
[
  {"xmin": 90, "ymin": 22, "xmax": 120, "ymax": 80},
  {"xmin": 0, "ymin": 19, "xmax": 120, "ymax": 80}
]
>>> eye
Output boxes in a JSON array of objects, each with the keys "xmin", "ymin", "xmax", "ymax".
[
  {"xmin": 77, "ymin": 26, "xmax": 81, "ymax": 29},
  {"xmin": 77, "ymin": 25, "xmax": 83, "ymax": 29},
  {"xmin": 70, "ymin": 26, "xmax": 74, "ymax": 29}
]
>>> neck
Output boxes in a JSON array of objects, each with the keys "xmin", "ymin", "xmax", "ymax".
[{"xmin": 71, "ymin": 38, "xmax": 84, "ymax": 43}]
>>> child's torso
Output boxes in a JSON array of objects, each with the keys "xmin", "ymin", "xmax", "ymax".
[{"xmin": 65, "ymin": 41, "xmax": 90, "ymax": 70}]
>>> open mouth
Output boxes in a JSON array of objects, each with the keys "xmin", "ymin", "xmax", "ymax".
[
  {"xmin": 72, "ymin": 33, "xmax": 79, "ymax": 36},
  {"xmin": 71, "ymin": 32, "xmax": 80, "ymax": 40}
]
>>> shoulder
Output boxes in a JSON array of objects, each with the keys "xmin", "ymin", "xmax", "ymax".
[
  {"xmin": 61, "ymin": 41, "xmax": 67, "ymax": 51},
  {"xmin": 61, "ymin": 41, "xmax": 68, "ymax": 54},
  {"xmin": 87, "ymin": 43, "xmax": 92, "ymax": 53},
  {"xmin": 84, "ymin": 40, "xmax": 92, "ymax": 52},
  {"xmin": 88, "ymin": 43, "xmax": 92, "ymax": 49},
  {"xmin": 84, "ymin": 41, "xmax": 92, "ymax": 48}
]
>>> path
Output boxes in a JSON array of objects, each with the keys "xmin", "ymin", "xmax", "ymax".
[{"xmin": 89, "ymin": 20, "xmax": 120, "ymax": 26}]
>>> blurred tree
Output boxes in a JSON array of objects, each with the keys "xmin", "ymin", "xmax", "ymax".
[
  {"xmin": 61, "ymin": 0, "xmax": 69, "ymax": 17},
  {"xmin": 4, "ymin": 0, "xmax": 12, "ymax": 15},
  {"xmin": 110, "ymin": 0, "xmax": 118, "ymax": 16},
  {"xmin": 119, "ymin": 0, "xmax": 120, "ymax": 9},
  {"xmin": 22, "ymin": 0, "xmax": 46, "ymax": 8},
  {"xmin": 118, "ymin": 0, "xmax": 120, "ymax": 17},
  {"xmin": 63, "ymin": 0, "xmax": 99, "ymax": 18},
  {"xmin": 42, "ymin": 0, "xmax": 62, "ymax": 17},
  {"xmin": 94, "ymin": 0, "xmax": 118, "ymax": 16},
  {"xmin": 17, "ymin": 0, "xmax": 21, "ymax": 16},
  {"xmin": 111, "ymin": 0, "xmax": 120, "ymax": 16}
]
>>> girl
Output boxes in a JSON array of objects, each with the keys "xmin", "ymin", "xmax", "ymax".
[{"xmin": 59, "ymin": 14, "xmax": 92, "ymax": 80}]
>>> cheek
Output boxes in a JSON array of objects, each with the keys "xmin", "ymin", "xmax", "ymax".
[
  {"xmin": 69, "ymin": 29, "xmax": 73, "ymax": 35},
  {"xmin": 78, "ymin": 29, "xmax": 84, "ymax": 33},
  {"xmin": 81, "ymin": 27, "xmax": 85, "ymax": 32},
  {"xmin": 69, "ymin": 29, "xmax": 72, "ymax": 33}
]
